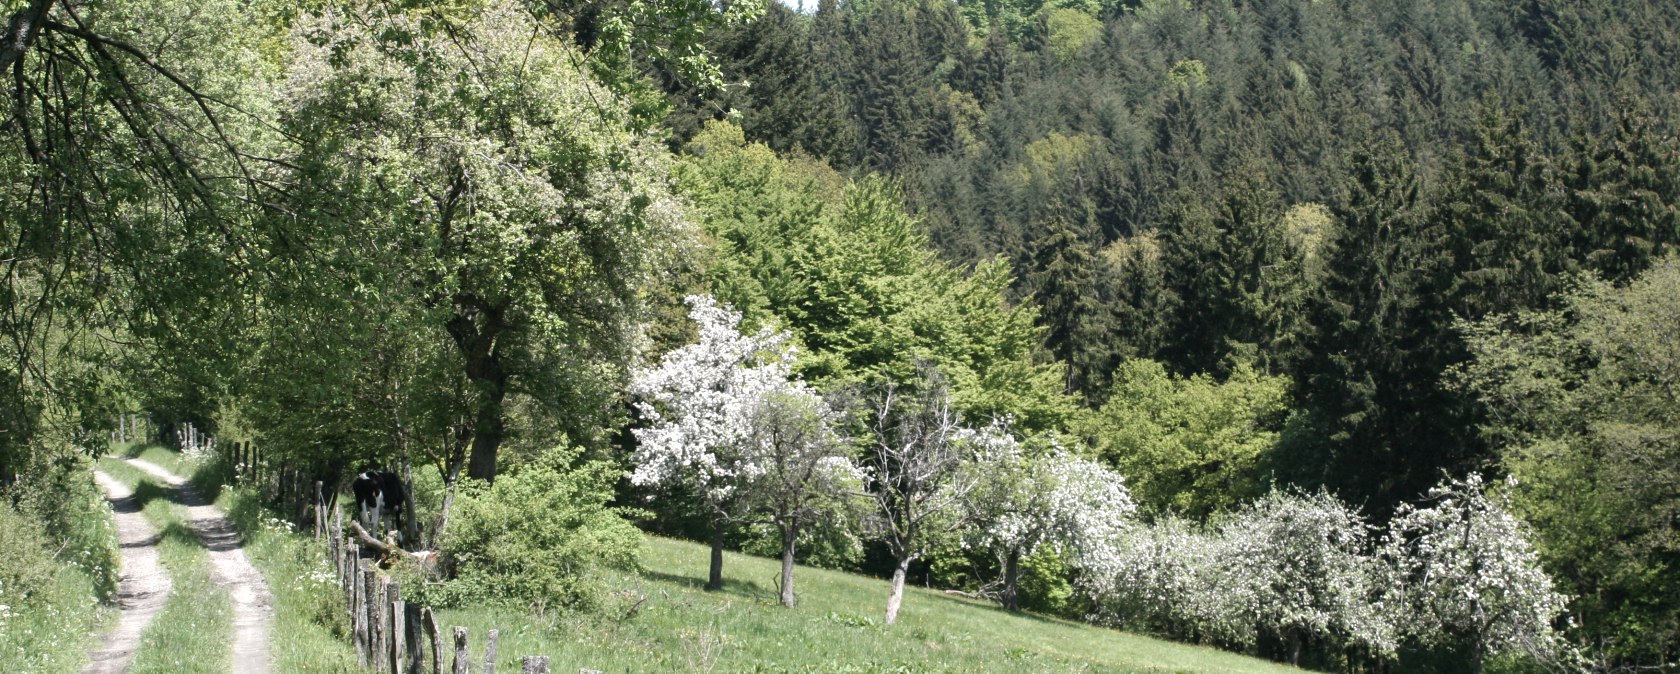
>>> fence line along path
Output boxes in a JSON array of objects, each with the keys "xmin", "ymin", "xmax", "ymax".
[
  {"xmin": 83, "ymin": 471, "xmax": 175, "ymax": 674},
  {"xmin": 214, "ymin": 433, "xmax": 568, "ymax": 673},
  {"xmin": 125, "ymin": 457, "xmax": 276, "ymax": 674}
]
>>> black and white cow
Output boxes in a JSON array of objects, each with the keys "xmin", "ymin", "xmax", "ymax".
[{"xmin": 351, "ymin": 469, "xmax": 406, "ymax": 542}]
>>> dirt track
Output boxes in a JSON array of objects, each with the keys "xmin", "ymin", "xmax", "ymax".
[
  {"xmin": 83, "ymin": 471, "xmax": 174, "ymax": 674},
  {"xmin": 121, "ymin": 458, "xmax": 275, "ymax": 674}
]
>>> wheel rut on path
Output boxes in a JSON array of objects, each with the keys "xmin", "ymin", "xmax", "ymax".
[
  {"xmin": 123, "ymin": 458, "xmax": 275, "ymax": 674},
  {"xmin": 83, "ymin": 471, "xmax": 174, "ymax": 674}
]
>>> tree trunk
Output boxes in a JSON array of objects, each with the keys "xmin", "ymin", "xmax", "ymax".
[
  {"xmin": 2, "ymin": 0, "xmax": 56, "ymax": 86},
  {"xmin": 446, "ymin": 301, "xmax": 508, "ymax": 485},
  {"xmin": 400, "ymin": 456, "xmax": 422, "ymax": 548},
  {"xmin": 885, "ymin": 556, "xmax": 911, "ymax": 625},
  {"xmin": 1001, "ymin": 548, "xmax": 1021, "ymax": 611},
  {"xmin": 465, "ymin": 382, "xmax": 505, "ymax": 483},
  {"xmin": 779, "ymin": 523, "xmax": 798, "ymax": 608},
  {"xmin": 429, "ymin": 444, "xmax": 467, "ymax": 545},
  {"xmin": 706, "ymin": 525, "xmax": 725, "ymax": 591},
  {"xmin": 1288, "ymin": 626, "xmax": 1302, "ymax": 667},
  {"xmin": 1472, "ymin": 640, "xmax": 1485, "ymax": 674}
]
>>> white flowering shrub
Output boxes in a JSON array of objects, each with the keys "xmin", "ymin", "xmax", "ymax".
[
  {"xmin": 1213, "ymin": 490, "xmax": 1396, "ymax": 662},
  {"xmin": 961, "ymin": 419, "xmax": 1135, "ymax": 610},
  {"xmin": 1082, "ymin": 514, "xmax": 1216, "ymax": 637},
  {"xmin": 1085, "ymin": 490, "xmax": 1396, "ymax": 662},
  {"xmin": 1078, "ymin": 475, "xmax": 1573, "ymax": 669},
  {"xmin": 1384, "ymin": 474, "xmax": 1573, "ymax": 672}
]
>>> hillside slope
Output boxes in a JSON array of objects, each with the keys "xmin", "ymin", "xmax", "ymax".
[{"xmin": 435, "ymin": 535, "xmax": 1304, "ymax": 673}]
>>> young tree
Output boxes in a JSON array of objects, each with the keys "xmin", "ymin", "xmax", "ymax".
[
  {"xmin": 630, "ymin": 295, "xmax": 794, "ymax": 590},
  {"xmin": 741, "ymin": 388, "xmax": 861, "ymax": 608},
  {"xmin": 866, "ymin": 368, "xmax": 978, "ymax": 625},
  {"xmin": 1384, "ymin": 474, "xmax": 1571, "ymax": 674}
]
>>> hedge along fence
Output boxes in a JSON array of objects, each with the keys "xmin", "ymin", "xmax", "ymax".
[
  {"xmin": 326, "ymin": 509, "xmax": 573, "ymax": 674},
  {"xmin": 146, "ymin": 421, "xmax": 577, "ymax": 673}
]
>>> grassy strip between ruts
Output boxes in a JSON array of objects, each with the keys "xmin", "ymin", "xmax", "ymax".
[
  {"xmin": 96, "ymin": 458, "xmax": 232, "ymax": 674},
  {"xmin": 106, "ymin": 446, "xmax": 361, "ymax": 673}
]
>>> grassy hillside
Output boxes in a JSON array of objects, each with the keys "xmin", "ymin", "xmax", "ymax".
[
  {"xmin": 101, "ymin": 445, "xmax": 1302, "ymax": 673},
  {"xmin": 436, "ymin": 535, "xmax": 1303, "ymax": 673}
]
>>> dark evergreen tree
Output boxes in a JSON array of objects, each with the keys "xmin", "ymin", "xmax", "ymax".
[
  {"xmin": 1285, "ymin": 135, "xmax": 1476, "ymax": 514},
  {"xmin": 1438, "ymin": 99, "xmax": 1574, "ymax": 320},
  {"xmin": 1031, "ymin": 213, "xmax": 1111, "ymax": 397},
  {"xmin": 1566, "ymin": 96, "xmax": 1680, "ymax": 284}
]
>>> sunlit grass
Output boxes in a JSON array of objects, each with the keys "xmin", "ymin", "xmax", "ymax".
[
  {"xmin": 114, "ymin": 445, "xmax": 1303, "ymax": 673},
  {"xmin": 0, "ymin": 521, "xmax": 111, "ymax": 674},
  {"xmin": 429, "ymin": 536, "xmax": 1304, "ymax": 673}
]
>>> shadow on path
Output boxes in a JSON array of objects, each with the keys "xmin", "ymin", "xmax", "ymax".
[
  {"xmin": 83, "ymin": 472, "xmax": 174, "ymax": 674},
  {"xmin": 124, "ymin": 457, "xmax": 275, "ymax": 674}
]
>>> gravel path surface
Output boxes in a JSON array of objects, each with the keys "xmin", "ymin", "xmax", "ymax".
[
  {"xmin": 124, "ymin": 458, "xmax": 275, "ymax": 674},
  {"xmin": 83, "ymin": 471, "xmax": 175, "ymax": 674}
]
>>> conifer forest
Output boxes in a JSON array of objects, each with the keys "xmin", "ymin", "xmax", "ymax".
[{"xmin": 2, "ymin": 0, "xmax": 1679, "ymax": 672}]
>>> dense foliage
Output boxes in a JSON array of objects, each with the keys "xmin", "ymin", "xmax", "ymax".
[
  {"xmin": 1455, "ymin": 258, "xmax": 1680, "ymax": 664},
  {"xmin": 434, "ymin": 447, "xmax": 644, "ymax": 611},
  {"xmin": 6, "ymin": 0, "xmax": 1680, "ymax": 669}
]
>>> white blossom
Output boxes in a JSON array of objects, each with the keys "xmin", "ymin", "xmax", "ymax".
[
  {"xmin": 629, "ymin": 295, "xmax": 797, "ymax": 506},
  {"xmin": 961, "ymin": 420, "xmax": 1135, "ymax": 575},
  {"xmin": 1384, "ymin": 473, "xmax": 1573, "ymax": 671}
]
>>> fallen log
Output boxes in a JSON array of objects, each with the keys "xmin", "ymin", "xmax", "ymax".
[{"xmin": 348, "ymin": 520, "xmax": 445, "ymax": 582}]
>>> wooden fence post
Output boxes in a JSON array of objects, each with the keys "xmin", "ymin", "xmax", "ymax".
[
  {"xmin": 405, "ymin": 603, "xmax": 427, "ymax": 674},
  {"xmin": 365, "ymin": 569, "xmax": 384, "ymax": 673},
  {"xmin": 452, "ymin": 627, "xmax": 471, "ymax": 674},
  {"xmin": 423, "ymin": 607, "xmax": 444, "ymax": 674},
  {"xmin": 483, "ymin": 629, "xmax": 499, "ymax": 674},
  {"xmin": 519, "ymin": 656, "xmax": 549, "ymax": 674},
  {"xmin": 391, "ymin": 598, "xmax": 407, "ymax": 674},
  {"xmin": 342, "ymin": 546, "xmax": 355, "ymax": 630},
  {"xmin": 315, "ymin": 480, "xmax": 326, "ymax": 540},
  {"xmin": 353, "ymin": 558, "xmax": 368, "ymax": 667}
]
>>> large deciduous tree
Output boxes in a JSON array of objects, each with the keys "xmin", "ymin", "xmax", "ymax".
[
  {"xmin": 1083, "ymin": 358, "xmax": 1288, "ymax": 520},
  {"xmin": 1, "ymin": 0, "xmax": 281, "ymax": 477},
  {"xmin": 1453, "ymin": 256, "xmax": 1680, "ymax": 664},
  {"xmin": 279, "ymin": 0, "xmax": 690, "ymax": 484}
]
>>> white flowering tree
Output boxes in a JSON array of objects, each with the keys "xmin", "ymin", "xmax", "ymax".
[
  {"xmin": 630, "ymin": 295, "xmax": 797, "ymax": 591},
  {"xmin": 1214, "ymin": 490, "xmax": 1396, "ymax": 665},
  {"xmin": 961, "ymin": 419, "xmax": 1135, "ymax": 610},
  {"xmin": 1082, "ymin": 514, "xmax": 1215, "ymax": 637},
  {"xmin": 1384, "ymin": 474, "xmax": 1572, "ymax": 674}
]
